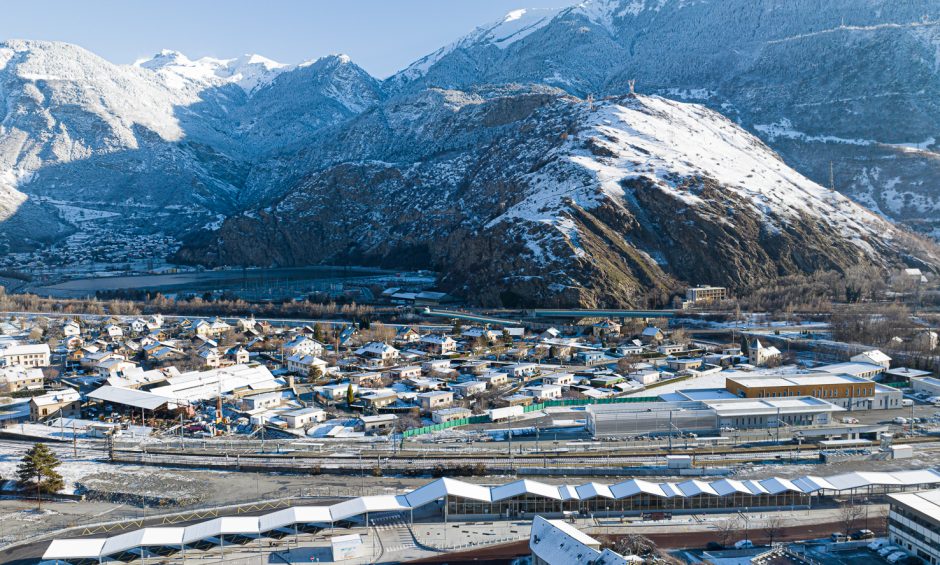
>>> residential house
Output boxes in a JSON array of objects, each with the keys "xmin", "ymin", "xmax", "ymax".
[
  {"xmin": 390, "ymin": 366, "xmax": 422, "ymax": 380},
  {"xmin": 227, "ymin": 346, "xmax": 250, "ymax": 364},
  {"xmin": 420, "ymin": 334, "xmax": 457, "ymax": 355},
  {"xmin": 422, "ymin": 359, "xmax": 452, "ymax": 374},
  {"xmin": 480, "ymin": 372, "xmax": 509, "ymax": 388},
  {"xmin": 194, "ymin": 317, "xmax": 232, "ymax": 338},
  {"xmin": 450, "ymin": 380, "xmax": 487, "ymax": 398},
  {"xmin": 406, "ymin": 377, "xmax": 444, "ymax": 391},
  {"xmin": 0, "ymin": 365, "xmax": 44, "ymax": 393},
  {"xmin": 524, "ymin": 384, "xmax": 563, "ymax": 401},
  {"xmin": 432, "ymin": 406, "xmax": 473, "ymax": 424},
  {"xmin": 130, "ymin": 318, "xmax": 148, "ymax": 334},
  {"xmin": 30, "ymin": 389, "xmax": 81, "ymax": 420},
  {"xmin": 851, "ymin": 350, "xmax": 892, "ymax": 370},
  {"xmin": 355, "ymin": 342, "xmax": 399, "ymax": 362},
  {"xmin": 318, "ymin": 383, "xmax": 358, "ymax": 402},
  {"xmin": 241, "ymin": 392, "xmax": 284, "ymax": 412},
  {"xmin": 395, "ymin": 327, "xmax": 422, "ymax": 344},
  {"xmin": 362, "ymin": 389, "xmax": 399, "ymax": 409},
  {"xmin": 358, "ymin": 414, "xmax": 398, "ymax": 433},
  {"xmin": 640, "ymin": 326, "xmax": 664, "ymax": 344},
  {"xmin": 577, "ymin": 350, "xmax": 607, "ymax": 365},
  {"xmin": 282, "ymin": 406, "xmax": 326, "ymax": 429},
  {"xmin": 592, "ymin": 319, "xmax": 621, "ymax": 337},
  {"xmin": 462, "ymin": 327, "xmax": 500, "ymax": 341},
  {"xmin": 506, "ymin": 363, "xmax": 539, "ymax": 379},
  {"xmin": 283, "ymin": 336, "xmax": 324, "ymax": 358},
  {"xmin": 416, "ymin": 390, "xmax": 454, "ymax": 412},
  {"xmin": 540, "ymin": 328, "xmax": 560, "ymax": 340},
  {"xmin": 657, "ymin": 344, "xmax": 685, "ymax": 356},
  {"xmin": 543, "ymin": 373, "xmax": 575, "ymax": 387},
  {"xmin": 666, "ymin": 358, "xmax": 704, "ymax": 372},
  {"xmin": 103, "ymin": 324, "xmax": 124, "ymax": 340},
  {"xmin": 198, "ymin": 347, "xmax": 222, "ymax": 368},
  {"xmin": 630, "ymin": 370, "xmax": 663, "ymax": 385},
  {"xmin": 1, "ymin": 343, "xmax": 51, "ymax": 368},
  {"xmin": 287, "ymin": 354, "xmax": 328, "ymax": 376},
  {"xmin": 62, "ymin": 321, "xmax": 81, "ymax": 338},
  {"xmin": 96, "ymin": 358, "xmax": 137, "ymax": 379}
]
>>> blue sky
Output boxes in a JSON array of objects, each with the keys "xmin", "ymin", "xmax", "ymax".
[{"xmin": 0, "ymin": 0, "xmax": 575, "ymax": 77}]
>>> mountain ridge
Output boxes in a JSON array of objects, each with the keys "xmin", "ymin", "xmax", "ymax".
[{"xmin": 175, "ymin": 89, "xmax": 937, "ymax": 307}]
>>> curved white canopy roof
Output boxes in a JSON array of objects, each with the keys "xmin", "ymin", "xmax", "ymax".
[{"xmin": 43, "ymin": 468, "xmax": 940, "ymax": 561}]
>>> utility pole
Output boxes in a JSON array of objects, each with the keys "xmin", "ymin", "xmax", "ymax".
[
  {"xmin": 508, "ymin": 414, "xmax": 514, "ymax": 471},
  {"xmin": 668, "ymin": 410, "xmax": 673, "ymax": 452},
  {"xmin": 775, "ymin": 407, "xmax": 781, "ymax": 445}
]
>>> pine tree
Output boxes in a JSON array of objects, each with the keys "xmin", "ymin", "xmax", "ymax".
[
  {"xmin": 17, "ymin": 443, "xmax": 64, "ymax": 509},
  {"xmin": 346, "ymin": 383, "xmax": 355, "ymax": 406},
  {"xmin": 313, "ymin": 323, "xmax": 324, "ymax": 343}
]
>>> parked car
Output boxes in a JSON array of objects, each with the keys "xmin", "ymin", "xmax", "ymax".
[
  {"xmin": 841, "ymin": 417, "xmax": 859, "ymax": 424},
  {"xmin": 893, "ymin": 417, "xmax": 908, "ymax": 425},
  {"xmin": 879, "ymin": 545, "xmax": 901, "ymax": 557},
  {"xmin": 734, "ymin": 540, "xmax": 754, "ymax": 550},
  {"xmin": 887, "ymin": 551, "xmax": 908, "ymax": 564},
  {"xmin": 868, "ymin": 539, "xmax": 888, "ymax": 551},
  {"xmin": 851, "ymin": 529, "xmax": 875, "ymax": 540},
  {"xmin": 706, "ymin": 542, "xmax": 724, "ymax": 551},
  {"xmin": 831, "ymin": 533, "xmax": 848, "ymax": 543}
]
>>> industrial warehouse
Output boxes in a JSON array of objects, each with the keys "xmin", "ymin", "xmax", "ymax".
[
  {"xmin": 43, "ymin": 469, "xmax": 940, "ymax": 563},
  {"xmin": 585, "ymin": 396, "xmax": 846, "ymax": 438}
]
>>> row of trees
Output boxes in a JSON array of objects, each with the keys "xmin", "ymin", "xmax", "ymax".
[{"xmin": 0, "ymin": 286, "xmax": 377, "ymax": 320}]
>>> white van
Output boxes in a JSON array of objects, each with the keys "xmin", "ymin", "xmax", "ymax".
[{"xmin": 734, "ymin": 540, "xmax": 754, "ymax": 550}]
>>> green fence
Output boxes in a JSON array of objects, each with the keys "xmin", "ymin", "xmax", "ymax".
[
  {"xmin": 402, "ymin": 396, "xmax": 661, "ymax": 437},
  {"xmin": 401, "ymin": 414, "xmax": 489, "ymax": 438},
  {"xmin": 523, "ymin": 396, "xmax": 661, "ymax": 412}
]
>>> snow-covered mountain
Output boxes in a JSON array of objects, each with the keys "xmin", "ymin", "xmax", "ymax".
[
  {"xmin": 136, "ymin": 50, "xmax": 289, "ymax": 93},
  {"xmin": 177, "ymin": 88, "xmax": 936, "ymax": 306},
  {"xmin": 0, "ymin": 40, "xmax": 382, "ymax": 252},
  {"xmin": 390, "ymin": 0, "xmax": 940, "ymax": 238},
  {"xmin": 3, "ymin": 1, "xmax": 940, "ymax": 304}
]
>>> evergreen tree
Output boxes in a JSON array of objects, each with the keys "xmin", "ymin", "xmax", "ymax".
[
  {"xmin": 453, "ymin": 318, "xmax": 463, "ymax": 334},
  {"xmin": 313, "ymin": 323, "xmax": 325, "ymax": 343},
  {"xmin": 17, "ymin": 443, "xmax": 64, "ymax": 509},
  {"xmin": 346, "ymin": 383, "xmax": 355, "ymax": 406}
]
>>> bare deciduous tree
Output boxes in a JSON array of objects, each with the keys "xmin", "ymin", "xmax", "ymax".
[
  {"xmin": 715, "ymin": 516, "xmax": 742, "ymax": 548},
  {"xmin": 839, "ymin": 500, "xmax": 865, "ymax": 535},
  {"xmin": 762, "ymin": 514, "xmax": 785, "ymax": 545}
]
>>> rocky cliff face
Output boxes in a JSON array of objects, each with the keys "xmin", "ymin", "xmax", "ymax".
[{"xmin": 177, "ymin": 89, "xmax": 935, "ymax": 306}]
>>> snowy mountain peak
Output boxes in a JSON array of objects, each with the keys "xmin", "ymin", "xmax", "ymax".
[{"xmin": 135, "ymin": 49, "xmax": 289, "ymax": 92}]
